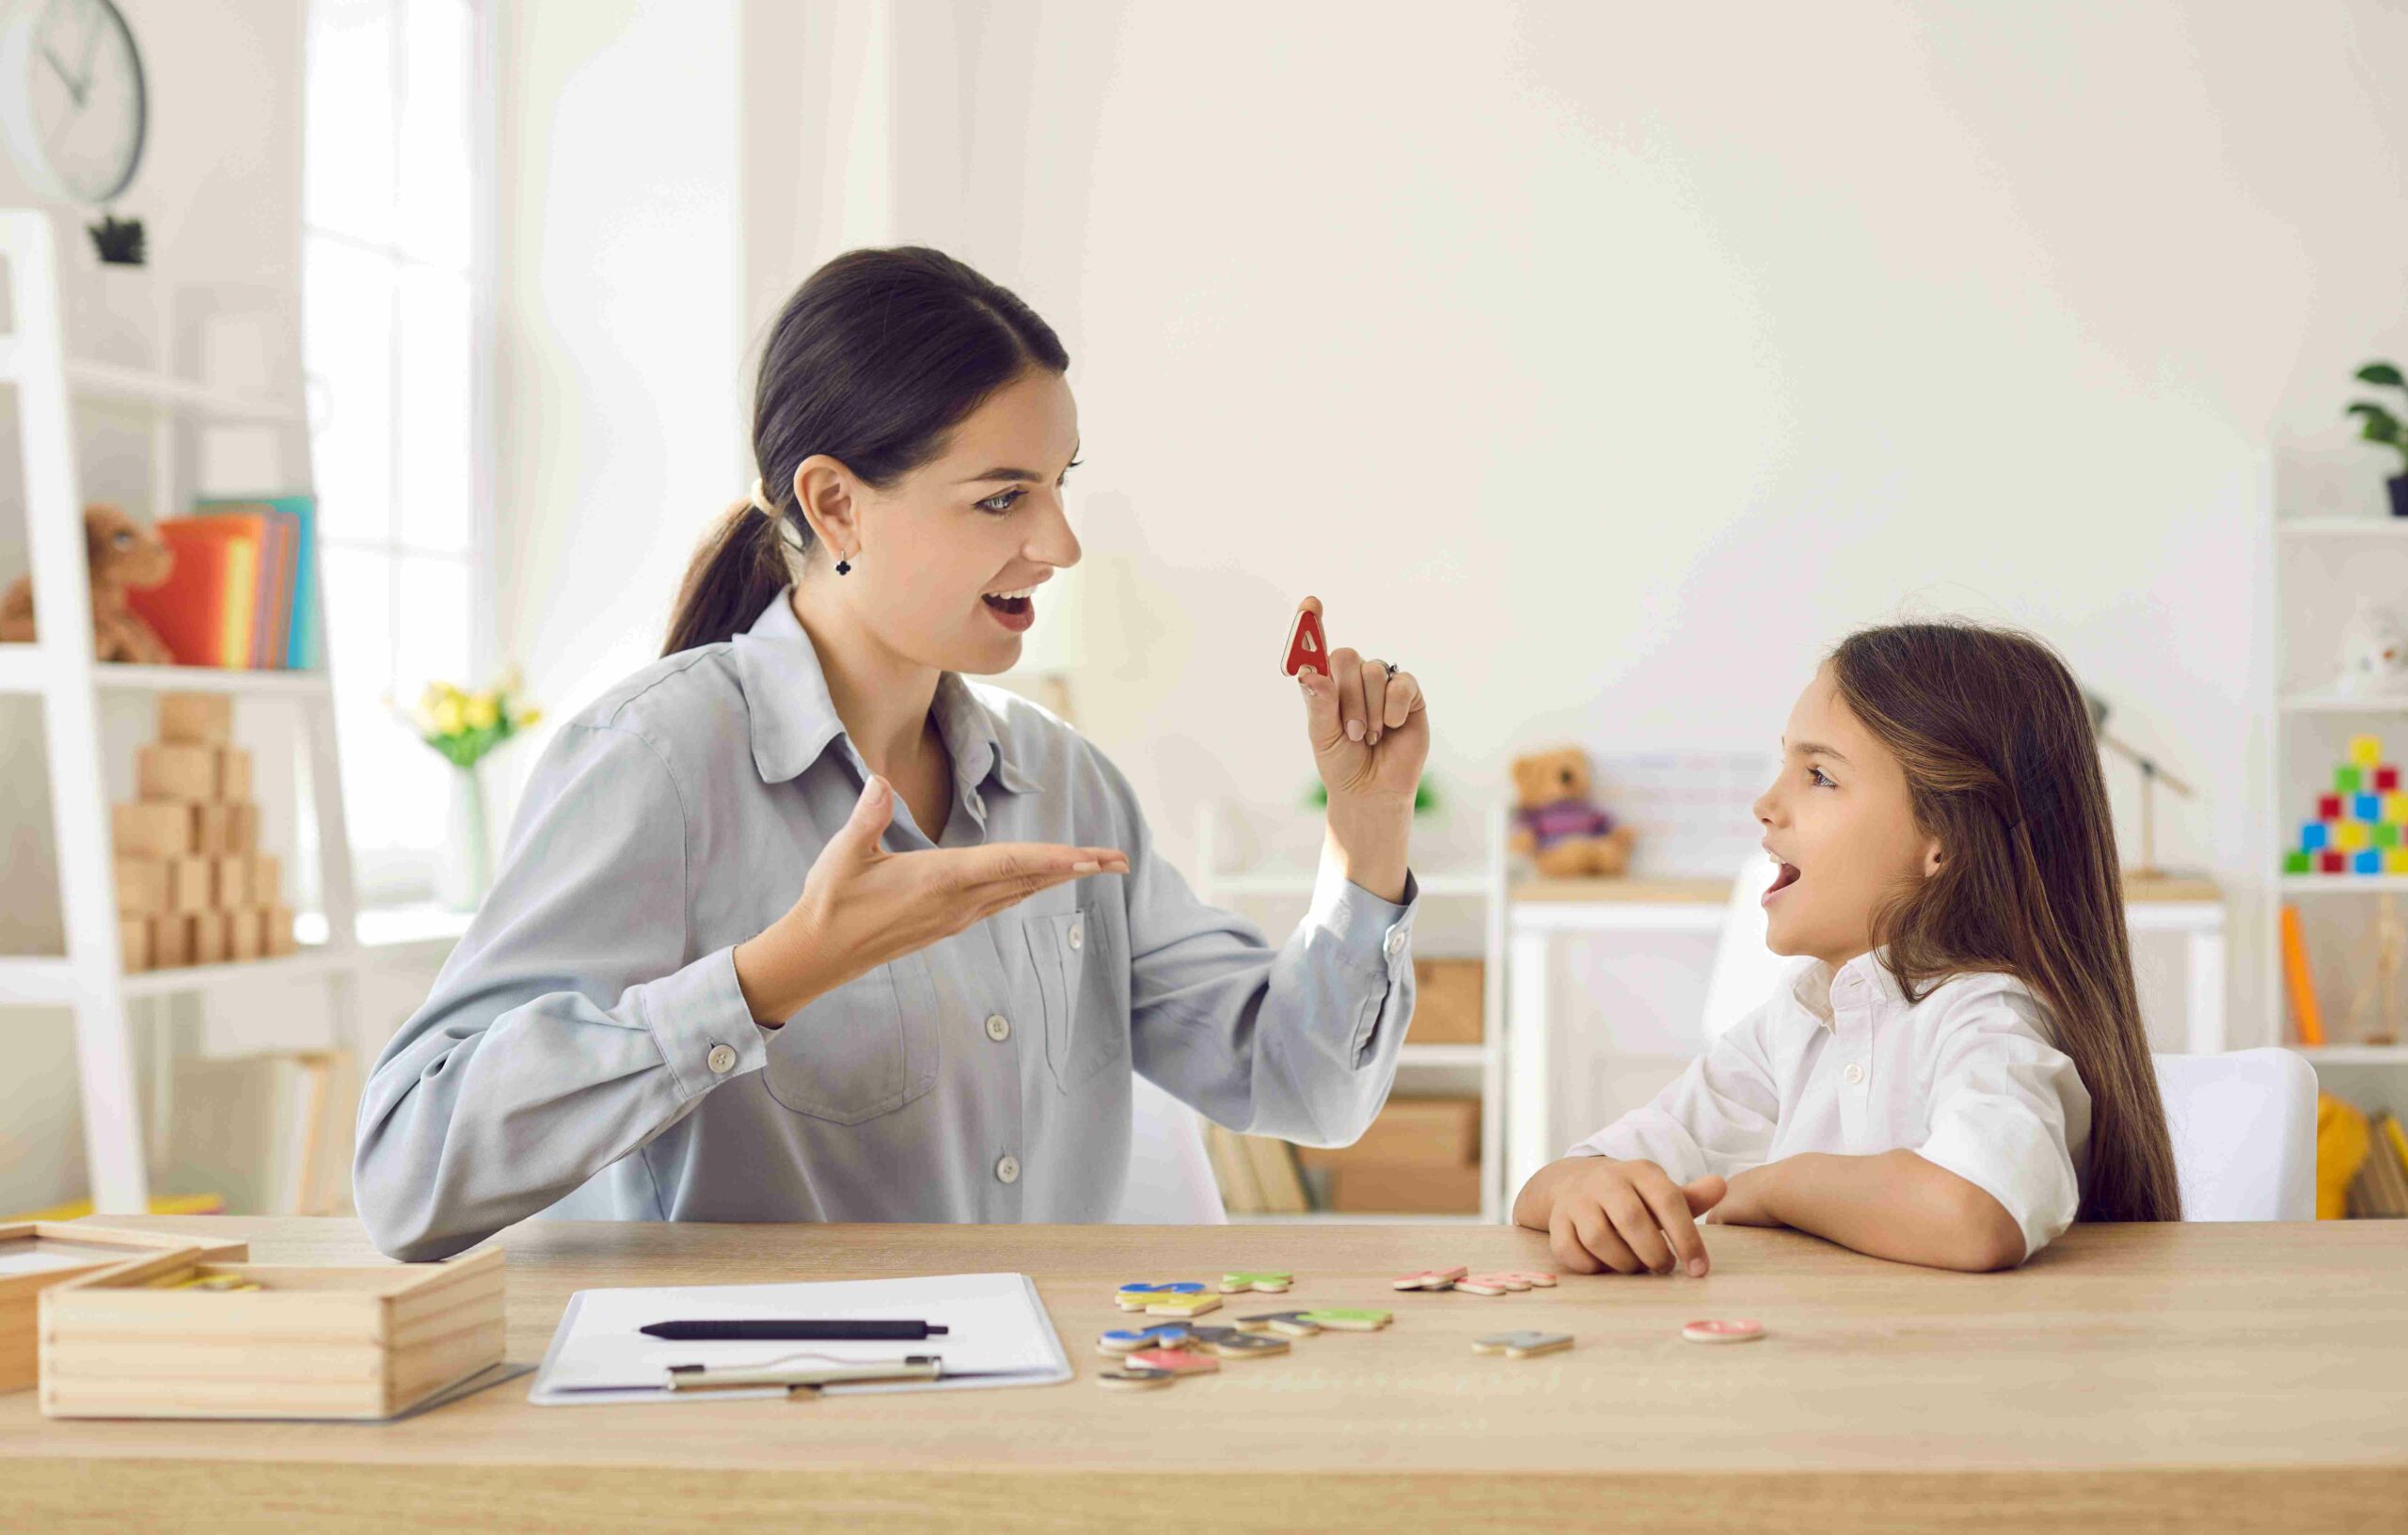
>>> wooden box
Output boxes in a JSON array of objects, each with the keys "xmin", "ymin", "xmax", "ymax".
[
  {"xmin": 137, "ymin": 744, "xmax": 221, "ymax": 802},
  {"xmin": 193, "ymin": 803, "xmax": 234, "ymax": 856},
  {"xmin": 40, "ymin": 1246, "xmax": 505, "ymax": 1420},
  {"xmin": 1407, "ymin": 958, "xmax": 1484, "ymax": 1045},
  {"xmin": 211, "ymin": 855, "xmax": 251, "ymax": 910},
  {"xmin": 0, "ymin": 1224, "xmax": 248, "ymax": 1393},
  {"xmin": 111, "ymin": 801, "xmax": 192, "ymax": 859},
  {"xmin": 186, "ymin": 910, "xmax": 230, "ymax": 966},
  {"xmin": 1292, "ymin": 1095, "xmax": 1481, "ymax": 1172},
  {"xmin": 157, "ymin": 692, "xmax": 233, "ymax": 746},
  {"xmin": 118, "ymin": 917, "xmax": 150, "ymax": 973},
  {"xmin": 225, "ymin": 908, "xmax": 263, "ymax": 962},
  {"xmin": 263, "ymin": 907, "xmax": 296, "ymax": 957},
  {"xmin": 114, "ymin": 855, "xmax": 166, "ymax": 915},
  {"xmin": 149, "ymin": 911, "xmax": 192, "ymax": 968},
  {"xmin": 1324, "ymin": 1162, "xmax": 1482, "ymax": 1214}
]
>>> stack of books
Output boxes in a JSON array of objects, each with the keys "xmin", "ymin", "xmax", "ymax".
[
  {"xmin": 1202, "ymin": 1126, "xmax": 1313, "ymax": 1215},
  {"xmin": 122, "ymin": 495, "xmax": 322, "ymax": 671},
  {"xmin": 2346, "ymin": 1111, "xmax": 2408, "ymax": 1218}
]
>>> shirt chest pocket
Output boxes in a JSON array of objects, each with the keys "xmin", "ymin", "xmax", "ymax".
[
  {"xmin": 761, "ymin": 958, "xmax": 940, "ymax": 1125},
  {"xmin": 1019, "ymin": 906, "xmax": 1126, "ymax": 1093}
]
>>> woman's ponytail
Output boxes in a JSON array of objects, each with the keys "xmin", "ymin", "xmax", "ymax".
[
  {"xmin": 658, "ymin": 246, "xmax": 1069, "ymax": 658},
  {"xmin": 662, "ymin": 499, "xmax": 790, "ymax": 657}
]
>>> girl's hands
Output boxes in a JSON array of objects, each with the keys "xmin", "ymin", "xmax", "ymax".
[
  {"xmin": 733, "ymin": 775, "xmax": 1130, "ymax": 1024},
  {"xmin": 1702, "ymin": 1162, "xmax": 1784, "ymax": 1227},
  {"xmin": 1292, "ymin": 596, "xmax": 1428, "ymax": 904},
  {"xmin": 1517, "ymin": 1156, "xmax": 1726, "ymax": 1276}
]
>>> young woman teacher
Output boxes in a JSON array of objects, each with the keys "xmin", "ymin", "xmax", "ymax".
[{"xmin": 355, "ymin": 248, "xmax": 1432, "ymax": 1260}]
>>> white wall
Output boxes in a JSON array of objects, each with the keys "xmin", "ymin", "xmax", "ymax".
[
  {"xmin": 489, "ymin": 2, "xmax": 2408, "ymax": 1052},
  {"xmin": 0, "ymin": 0, "xmax": 310, "ymax": 1214}
]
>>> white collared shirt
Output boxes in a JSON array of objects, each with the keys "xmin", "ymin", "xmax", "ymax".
[{"xmin": 1564, "ymin": 951, "xmax": 2091, "ymax": 1263}]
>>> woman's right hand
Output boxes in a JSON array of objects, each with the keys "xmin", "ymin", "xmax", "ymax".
[
  {"xmin": 1513, "ymin": 1155, "xmax": 1725, "ymax": 1277},
  {"xmin": 733, "ymin": 775, "xmax": 1131, "ymax": 1022}
]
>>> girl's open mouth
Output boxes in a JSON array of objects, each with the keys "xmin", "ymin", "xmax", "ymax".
[
  {"xmin": 982, "ymin": 593, "xmax": 1035, "ymax": 632},
  {"xmin": 1763, "ymin": 862, "xmax": 1801, "ymax": 907}
]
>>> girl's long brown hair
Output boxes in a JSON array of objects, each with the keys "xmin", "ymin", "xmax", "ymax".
[{"xmin": 1831, "ymin": 622, "xmax": 2182, "ymax": 1224}]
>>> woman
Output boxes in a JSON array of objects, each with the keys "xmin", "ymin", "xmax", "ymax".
[{"xmin": 355, "ymin": 247, "xmax": 1432, "ymax": 1260}]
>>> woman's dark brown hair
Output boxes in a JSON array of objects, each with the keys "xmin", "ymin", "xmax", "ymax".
[
  {"xmin": 661, "ymin": 246, "xmax": 1069, "ymax": 657},
  {"xmin": 1830, "ymin": 621, "xmax": 2182, "ymax": 1224}
]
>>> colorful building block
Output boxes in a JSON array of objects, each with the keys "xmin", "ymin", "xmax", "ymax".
[
  {"xmin": 2357, "ymin": 849, "xmax": 2384, "ymax": 875},
  {"xmin": 2381, "ymin": 824, "xmax": 2400, "ymax": 849},
  {"xmin": 2323, "ymin": 851, "xmax": 2348, "ymax": 874},
  {"xmin": 1295, "ymin": 1308, "xmax": 1392, "ymax": 1332},
  {"xmin": 2388, "ymin": 794, "xmax": 2408, "ymax": 822},
  {"xmin": 1233, "ymin": 1311, "xmax": 1324, "ymax": 1337},
  {"xmin": 2381, "ymin": 768, "xmax": 2400, "ymax": 793},
  {"xmin": 2389, "ymin": 849, "xmax": 2408, "ymax": 875},
  {"xmin": 2338, "ymin": 767, "xmax": 2365, "ymax": 795},
  {"xmin": 2353, "ymin": 736, "xmax": 2384, "ymax": 767},
  {"xmin": 2303, "ymin": 822, "xmax": 2330, "ymax": 852},
  {"xmin": 2286, "ymin": 851, "xmax": 2312, "ymax": 874},
  {"xmin": 2357, "ymin": 794, "xmax": 2384, "ymax": 822},
  {"xmin": 2321, "ymin": 795, "xmax": 2345, "ymax": 821},
  {"xmin": 1100, "ymin": 1323, "xmax": 1192, "ymax": 1354},
  {"xmin": 1216, "ymin": 1272, "xmax": 1293, "ymax": 1294},
  {"xmin": 1115, "ymin": 1282, "xmax": 1207, "ymax": 1309},
  {"xmin": 2340, "ymin": 821, "xmax": 2372, "ymax": 852}
]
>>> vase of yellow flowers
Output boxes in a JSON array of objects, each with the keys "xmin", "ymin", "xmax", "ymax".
[{"xmin": 401, "ymin": 673, "xmax": 542, "ymax": 910}]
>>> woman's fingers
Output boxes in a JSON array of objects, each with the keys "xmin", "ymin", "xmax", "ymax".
[
  {"xmin": 1361, "ymin": 658, "xmax": 1390, "ymax": 748},
  {"xmin": 1327, "ymin": 646, "xmax": 1366, "ymax": 744},
  {"xmin": 1383, "ymin": 669, "xmax": 1422, "ymax": 730}
]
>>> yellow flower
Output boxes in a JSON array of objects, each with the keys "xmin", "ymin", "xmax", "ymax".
[
  {"xmin": 515, "ymin": 706, "xmax": 544, "ymax": 730},
  {"xmin": 466, "ymin": 692, "xmax": 500, "ymax": 730},
  {"xmin": 432, "ymin": 695, "xmax": 467, "ymax": 736}
]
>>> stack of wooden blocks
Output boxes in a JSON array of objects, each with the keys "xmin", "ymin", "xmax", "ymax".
[{"xmin": 109, "ymin": 693, "xmax": 295, "ymax": 972}]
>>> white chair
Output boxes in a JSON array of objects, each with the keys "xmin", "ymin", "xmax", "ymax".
[
  {"xmin": 2153, "ymin": 1049, "xmax": 2317, "ymax": 1221},
  {"xmin": 1700, "ymin": 860, "xmax": 2317, "ymax": 1222},
  {"xmin": 1112, "ymin": 1072, "xmax": 1228, "ymax": 1224},
  {"xmin": 1702, "ymin": 856, "xmax": 1789, "ymax": 1045}
]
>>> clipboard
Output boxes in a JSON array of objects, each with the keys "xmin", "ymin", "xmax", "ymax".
[{"xmin": 528, "ymin": 1271, "xmax": 1071, "ymax": 1404}]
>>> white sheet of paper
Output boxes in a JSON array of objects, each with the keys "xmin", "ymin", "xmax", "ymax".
[
  {"xmin": 0, "ymin": 1240, "xmax": 131, "ymax": 1276},
  {"xmin": 528, "ymin": 1271, "xmax": 1070, "ymax": 1404}
]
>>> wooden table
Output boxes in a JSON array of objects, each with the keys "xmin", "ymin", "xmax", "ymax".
[{"xmin": 4, "ymin": 1216, "xmax": 2402, "ymax": 1532}]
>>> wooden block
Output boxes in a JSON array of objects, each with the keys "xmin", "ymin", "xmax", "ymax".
[
  {"xmin": 1392, "ymin": 1266, "xmax": 1470, "ymax": 1292},
  {"xmin": 1324, "ymin": 1161, "xmax": 1481, "ymax": 1215},
  {"xmin": 157, "ymin": 693, "xmax": 233, "ymax": 746},
  {"xmin": 1473, "ymin": 1331, "xmax": 1574, "ymax": 1359},
  {"xmin": 138, "ymin": 744, "xmax": 220, "ymax": 802},
  {"xmin": 118, "ymin": 918, "xmax": 150, "ymax": 973},
  {"xmin": 225, "ymin": 802, "xmax": 259, "ymax": 854},
  {"xmin": 39, "ymin": 1246, "xmax": 502, "ymax": 1419},
  {"xmin": 0, "ymin": 1225, "xmax": 246, "ymax": 1394},
  {"xmin": 112, "ymin": 802, "xmax": 192, "ymax": 859},
  {"xmin": 225, "ymin": 909, "xmax": 263, "ymax": 962},
  {"xmin": 247, "ymin": 853, "xmax": 279, "ymax": 907},
  {"xmin": 166, "ymin": 857, "xmax": 212, "ymax": 916},
  {"xmin": 148, "ymin": 912, "xmax": 191, "ymax": 968},
  {"xmin": 1294, "ymin": 1307, "xmax": 1392, "ymax": 1332},
  {"xmin": 1407, "ymin": 958, "xmax": 1484, "ymax": 1045},
  {"xmin": 262, "ymin": 908, "xmax": 295, "ymax": 957},
  {"xmin": 218, "ymin": 748, "xmax": 252, "ymax": 803},
  {"xmin": 1292, "ymin": 1095, "xmax": 1481, "ymax": 1173},
  {"xmin": 186, "ymin": 910, "xmax": 230, "ymax": 966},
  {"xmin": 1216, "ymin": 1272, "xmax": 1292, "ymax": 1294},
  {"xmin": 210, "ymin": 856, "xmax": 251, "ymax": 910},
  {"xmin": 113, "ymin": 856, "xmax": 166, "ymax": 915},
  {"xmin": 192, "ymin": 804, "xmax": 234, "ymax": 857}
]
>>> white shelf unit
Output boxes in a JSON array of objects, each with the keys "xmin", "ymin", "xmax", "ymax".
[
  {"xmin": 0, "ymin": 210, "xmax": 367, "ymax": 1213},
  {"xmin": 2266, "ymin": 461, "xmax": 2408, "ymax": 1062},
  {"xmin": 1194, "ymin": 800, "xmax": 1513, "ymax": 1222}
]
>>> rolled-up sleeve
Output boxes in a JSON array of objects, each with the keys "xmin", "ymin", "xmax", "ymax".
[
  {"xmin": 1911, "ymin": 989, "xmax": 2090, "ymax": 1265},
  {"xmin": 1563, "ymin": 1003, "xmax": 1783, "ymax": 1181},
  {"xmin": 353, "ymin": 721, "xmax": 768, "ymax": 1261},
  {"xmin": 1104, "ymin": 763, "xmax": 1418, "ymax": 1148}
]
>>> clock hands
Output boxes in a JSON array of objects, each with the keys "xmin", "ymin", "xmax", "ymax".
[{"xmin": 38, "ymin": 43, "xmax": 86, "ymax": 109}]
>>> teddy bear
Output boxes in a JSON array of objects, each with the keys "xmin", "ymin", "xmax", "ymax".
[
  {"xmin": 1510, "ymin": 745, "xmax": 1635, "ymax": 878},
  {"xmin": 0, "ymin": 505, "xmax": 177, "ymax": 663}
]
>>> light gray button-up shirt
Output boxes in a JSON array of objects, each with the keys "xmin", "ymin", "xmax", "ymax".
[{"xmin": 355, "ymin": 591, "xmax": 1419, "ymax": 1260}]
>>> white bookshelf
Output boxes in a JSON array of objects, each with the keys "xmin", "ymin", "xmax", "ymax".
[
  {"xmin": 2266, "ymin": 446, "xmax": 2408, "ymax": 1065},
  {"xmin": 0, "ymin": 209, "xmax": 371, "ymax": 1213},
  {"xmin": 1194, "ymin": 799, "xmax": 1513, "ymax": 1223}
]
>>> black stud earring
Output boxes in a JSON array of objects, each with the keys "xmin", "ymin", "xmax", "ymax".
[{"xmin": 835, "ymin": 553, "xmax": 852, "ymax": 576}]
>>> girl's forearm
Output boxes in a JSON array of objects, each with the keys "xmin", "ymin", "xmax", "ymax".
[{"xmin": 1766, "ymin": 1150, "xmax": 2025, "ymax": 1272}]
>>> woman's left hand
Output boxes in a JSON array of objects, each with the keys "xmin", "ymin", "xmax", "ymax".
[{"xmin": 1292, "ymin": 596, "xmax": 1428, "ymax": 904}]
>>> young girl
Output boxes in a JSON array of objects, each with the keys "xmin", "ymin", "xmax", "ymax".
[{"xmin": 1514, "ymin": 622, "xmax": 2181, "ymax": 1274}]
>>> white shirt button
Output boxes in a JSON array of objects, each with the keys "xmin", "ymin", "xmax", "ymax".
[
  {"xmin": 706, "ymin": 1043, "xmax": 737, "ymax": 1075},
  {"xmin": 1068, "ymin": 921, "xmax": 1084, "ymax": 951},
  {"xmin": 1844, "ymin": 1061, "xmax": 1866, "ymax": 1085},
  {"xmin": 995, "ymin": 1153, "xmax": 1021, "ymax": 1185},
  {"xmin": 1385, "ymin": 928, "xmax": 1407, "ymax": 957},
  {"xmin": 985, "ymin": 1013, "xmax": 1011, "ymax": 1042}
]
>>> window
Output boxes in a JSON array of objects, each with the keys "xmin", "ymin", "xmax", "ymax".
[{"xmin": 301, "ymin": 0, "xmax": 488, "ymax": 903}]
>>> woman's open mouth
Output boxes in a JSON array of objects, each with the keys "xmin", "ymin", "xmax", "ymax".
[
  {"xmin": 1763, "ymin": 861, "xmax": 1801, "ymax": 907},
  {"xmin": 982, "ymin": 588, "xmax": 1036, "ymax": 632}
]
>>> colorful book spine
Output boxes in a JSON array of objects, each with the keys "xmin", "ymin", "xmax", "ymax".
[{"xmin": 202, "ymin": 494, "xmax": 322, "ymax": 671}]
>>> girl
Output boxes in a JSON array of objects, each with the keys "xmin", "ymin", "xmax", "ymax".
[
  {"xmin": 1514, "ymin": 622, "xmax": 2180, "ymax": 1274},
  {"xmin": 355, "ymin": 248, "xmax": 1432, "ymax": 1261}
]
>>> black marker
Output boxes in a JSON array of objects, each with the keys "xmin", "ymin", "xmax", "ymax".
[{"xmin": 639, "ymin": 1319, "xmax": 949, "ymax": 1342}]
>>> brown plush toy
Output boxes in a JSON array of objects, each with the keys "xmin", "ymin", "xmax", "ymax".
[
  {"xmin": 1509, "ymin": 745, "xmax": 1636, "ymax": 878},
  {"xmin": 0, "ymin": 505, "xmax": 177, "ymax": 663}
]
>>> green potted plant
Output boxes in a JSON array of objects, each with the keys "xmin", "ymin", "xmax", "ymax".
[{"xmin": 2346, "ymin": 361, "xmax": 2408, "ymax": 518}]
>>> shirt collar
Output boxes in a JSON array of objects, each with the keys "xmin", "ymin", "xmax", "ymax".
[
  {"xmin": 1789, "ymin": 949, "xmax": 1906, "ymax": 1027},
  {"xmin": 730, "ymin": 589, "xmax": 1038, "ymax": 796}
]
